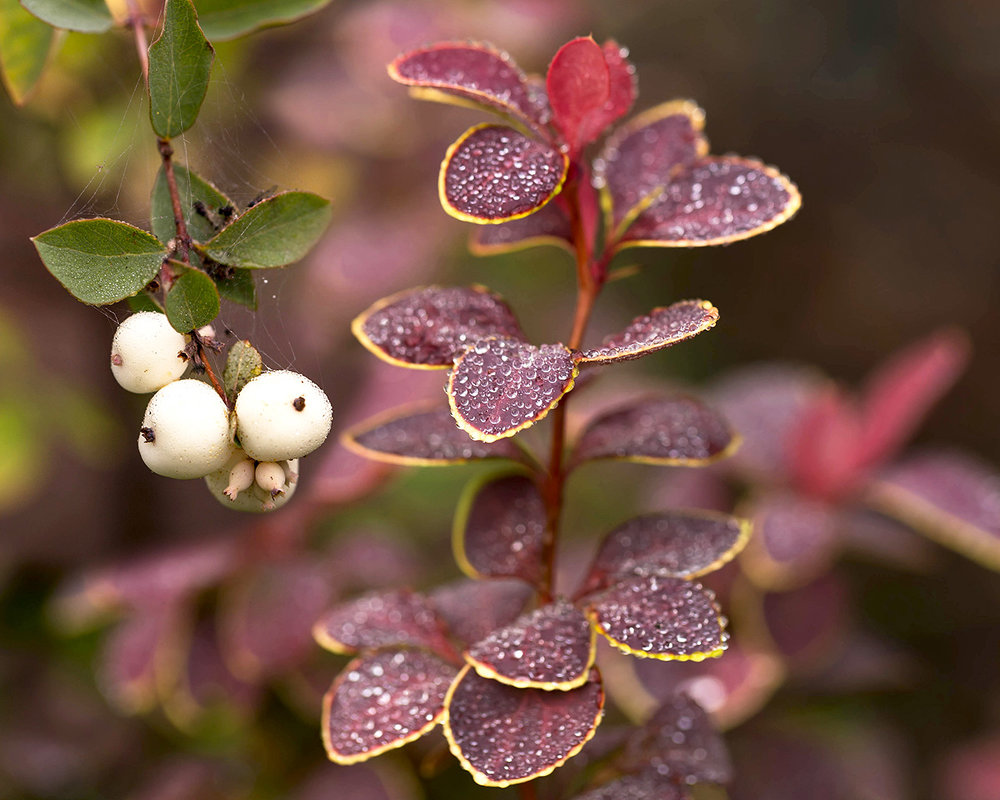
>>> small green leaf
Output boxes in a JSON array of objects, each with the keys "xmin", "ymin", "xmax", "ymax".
[
  {"xmin": 32, "ymin": 218, "xmax": 166, "ymax": 305},
  {"xmin": 0, "ymin": 0, "xmax": 58, "ymax": 105},
  {"xmin": 215, "ymin": 267, "xmax": 256, "ymax": 309},
  {"xmin": 127, "ymin": 292, "xmax": 163, "ymax": 313},
  {"xmin": 164, "ymin": 268, "xmax": 219, "ymax": 331},
  {"xmin": 200, "ymin": 191, "xmax": 331, "ymax": 269},
  {"xmin": 223, "ymin": 339, "xmax": 261, "ymax": 400},
  {"xmin": 147, "ymin": 0, "xmax": 214, "ymax": 138},
  {"xmin": 20, "ymin": 0, "xmax": 112, "ymax": 32},
  {"xmin": 194, "ymin": 0, "xmax": 330, "ymax": 41},
  {"xmin": 150, "ymin": 162, "xmax": 233, "ymax": 244}
]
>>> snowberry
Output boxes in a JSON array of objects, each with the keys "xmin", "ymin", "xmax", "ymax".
[
  {"xmin": 138, "ymin": 379, "xmax": 234, "ymax": 479},
  {"xmin": 111, "ymin": 311, "xmax": 189, "ymax": 393},
  {"xmin": 234, "ymin": 370, "xmax": 332, "ymax": 462},
  {"xmin": 204, "ymin": 450, "xmax": 298, "ymax": 512}
]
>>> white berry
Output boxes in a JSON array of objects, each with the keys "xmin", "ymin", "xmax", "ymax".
[
  {"xmin": 234, "ymin": 370, "xmax": 332, "ymax": 462},
  {"xmin": 204, "ymin": 451, "xmax": 298, "ymax": 512},
  {"xmin": 138, "ymin": 379, "xmax": 234, "ymax": 479},
  {"xmin": 111, "ymin": 311, "xmax": 189, "ymax": 393}
]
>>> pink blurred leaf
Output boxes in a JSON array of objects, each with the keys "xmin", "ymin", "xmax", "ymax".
[
  {"xmin": 97, "ymin": 606, "xmax": 182, "ymax": 714},
  {"xmin": 760, "ymin": 574, "xmax": 849, "ymax": 669},
  {"xmin": 429, "ymin": 578, "xmax": 533, "ymax": 646},
  {"xmin": 469, "ymin": 198, "xmax": 573, "ymax": 256},
  {"xmin": 937, "ymin": 735, "xmax": 1000, "ymax": 800},
  {"xmin": 440, "ymin": 124, "xmax": 568, "ymax": 223},
  {"xmin": 444, "ymin": 665, "xmax": 605, "ymax": 786},
  {"xmin": 786, "ymin": 388, "xmax": 867, "ymax": 499}
]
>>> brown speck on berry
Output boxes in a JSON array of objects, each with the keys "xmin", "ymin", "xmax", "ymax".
[
  {"xmin": 293, "ymin": 396, "xmax": 306, "ymax": 411},
  {"xmin": 140, "ymin": 426, "xmax": 156, "ymax": 443}
]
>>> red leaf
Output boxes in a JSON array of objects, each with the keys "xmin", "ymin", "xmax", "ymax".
[
  {"xmin": 430, "ymin": 578, "xmax": 534, "ymax": 646},
  {"xmin": 322, "ymin": 650, "xmax": 456, "ymax": 764},
  {"xmin": 465, "ymin": 599, "xmax": 595, "ymax": 690},
  {"xmin": 454, "ymin": 473, "xmax": 547, "ymax": 584},
  {"xmin": 440, "ymin": 124, "xmax": 568, "ymax": 223},
  {"xmin": 786, "ymin": 389, "xmax": 866, "ymax": 499},
  {"xmin": 469, "ymin": 199, "xmax": 573, "ymax": 256},
  {"xmin": 444, "ymin": 665, "xmax": 605, "ymax": 786}
]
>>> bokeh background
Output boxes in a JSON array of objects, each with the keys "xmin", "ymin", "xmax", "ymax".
[{"xmin": 1, "ymin": 0, "xmax": 999, "ymax": 798}]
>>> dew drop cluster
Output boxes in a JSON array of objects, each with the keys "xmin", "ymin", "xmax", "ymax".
[
  {"xmin": 462, "ymin": 474, "xmax": 546, "ymax": 582},
  {"xmin": 583, "ymin": 300, "xmax": 717, "ymax": 362}
]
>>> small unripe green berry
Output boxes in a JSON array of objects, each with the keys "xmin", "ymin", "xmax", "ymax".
[
  {"xmin": 111, "ymin": 311, "xmax": 189, "ymax": 393},
  {"xmin": 204, "ymin": 451, "xmax": 298, "ymax": 512},
  {"xmin": 138, "ymin": 379, "xmax": 233, "ymax": 479},
  {"xmin": 234, "ymin": 370, "xmax": 332, "ymax": 462}
]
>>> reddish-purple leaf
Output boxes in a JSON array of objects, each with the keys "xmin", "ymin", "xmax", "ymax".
[
  {"xmin": 454, "ymin": 473, "xmax": 546, "ymax": 584},
  {"xmin": 571, "ymin": 770, "xmax": 690, "ymax": 800},
  {"xmin": 937, "ymin": 736, "xmax": 1000, "ymax": 800},
  {"xmin": 439, "ymin": 124, "xmax": 568, "ymax": 223},
  {"xmin": 313, "ymin": 590, "xmax": 453, "ymax": 657},
  {"xmin": 469, "ymin": 199, "xmax": 573, "ymax": 256},
  {"xmin": 444, "ymin": 665, "xmax": 605, "ymax": 786},
  {"xmin": 761, "ymin": 574, "xmax": 849, "ymax": 668},
  {"xmin": 343, "ymin": 405, "xmax": 522, "ymax": 465},
  {"xmin": 622, "ymin": 693, "xmax": 732, "ymax": 784},
  {"xmin": 465, "ymin": 599, "xmax": 595, "ymax": 690},
  {"xmin": 741, "ymin": 490, "xmax": 841, "ymax": 590},
  {"xmin": 448, "ymin": 337, "xmax": 578, "ymax": 442},
  {"xmin": 579, "ymin": 510, "xmax": 751, "ymax": 597},
  {"xmin": 351, "ymin": 285, "xmax": 525, "ymax": 369},
  {"xmin": 293, "ymin": 763, "xmax": 413, "ymax": 800},
  {"xmin": 618, "ymin": 157, "xmax": 801, "ymax": 249},
  {"xmin": 595, "ymin": 100, "xmax": 708, "ymax": 233},
  {"xmin": 571, "ymin": 396, "xmax": 737, "ymax": 467},
  {"xmin": 97, "ymin": 607, "xmax": 181, "ymax": 714},
  {"xmin": 430, "ymin": 578, "xmax": 534, "ymax": 646},
  {"xmin": 322, "ymin": 649, "xmax": 456, "ymax": 764},
  {"xmin": 869, "ymin": 451, "xmax": 1000, "ymax": 571},
  {"xmin": 786, "ymin": 389, "xmax": 866, "ymax": 500},
  {"xmin": 576, "ymin": 300, "xmax": 719, "ymax": 365},
  {"xmin": 587, "ymin": 575, "xmax": 727, "ymax": 661},
  {"xmin": 388, "ymin": 42, "xmax": 548, "ymax": 129}
]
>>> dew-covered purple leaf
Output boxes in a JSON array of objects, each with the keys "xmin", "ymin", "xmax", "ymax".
[
  {"xmin": 343, "ymin": 405, "xmax": 522, "ymax": 465},
  {"xmin": 469, "ymin": 199, "xmax": 573, "ymax": 256},
  {"xmin": 444, "ymin": 665, "xmax": 605, "ymax": 787},
  {"xmin": 449, "ymin": 337, "xmax": 578, "ymax": 442},
  {"xmin": 465, "ymin": 599, "xmax": 595, "ymax": 690},
  {"xmin": 577, "ymin": 301, "xmax": 719, "ymax": 365},
  {"xmin": 430, "ymin": 578, "xmax": 534, "ymax": 646},
  {"xmin": 313, "ymin": 590, "xmax": 453, "ymax": 657},
  {"xmin": 868, "ymin": 451, "xmax": 1000, "ymax": 572},
  {"xmin": 579, "ymin": 510, "xmax": 751, "ymax": 597},
  {"xmin": 571, "ymin": 396, "xmax": 737, "ymax": 467},
  {"xmin": 322, "ymin": 649, "xmax": 456, "ymax": 764},
  {"xmin": 618, "ymin": 157, "xmax": 801, "ymax": 249},
  {"xmin": 388, "ymin": 42, "xmax": 548, "ymax": 129},
  {"xmin": 351, "ymin": 285, "xmax": 525, "ymax": 369},
  {"xmin": 595, "ymin": 100, "xmax": 708, "ymax": 233},
  {"xmin": 454, "ymin": 473, "xmax": 546, "ymax": 584},
  {"xmin": 439, "ymin": 124, "xmax": 568, "ymax": 223},
  {"xmin": 587, "ymin": 575, "xmax": 727, "ymax": 661}
]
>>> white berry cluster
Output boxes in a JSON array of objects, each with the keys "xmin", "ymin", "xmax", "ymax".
[{"xmin": 111, "ymin": 312, "xmax": 332, "ymax": 512}]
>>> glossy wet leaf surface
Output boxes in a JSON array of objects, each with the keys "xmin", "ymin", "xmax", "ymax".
[
  {"xmin": 148, "ymin": 0, "xmax": 214, "ymax": 138},
  {"xmin": 465, "ymin": 599, "xmax": 594, "ymax": 689},
  {"xmin": 470, "ymin": 199, "xmax": 573, "ymax": 255},
  {"xmin": 151, "ymin": 163, "xmax": 233, "ymax": 245},
  {"xmin": 577, "ymin": 300, "xmax": 719, "ymax": 364},
  {"xmin": 164, "ymin": 268, "xmax": 220, "ymax": 332},
  {"xmin": 430, "ymin": 578, "xmax": 533, "ymax": 647},
  {"xmin": 195, "ymin": 0, "xmax": 331, "ymax": 40},
  {"xmin": 352, "ymin": 285, "xmax": 524, "ymax": 369},
  {"xmin": 455, "ymin": 473, "xmax": 546, "ymax": 583},
  {"xmin": 313, "ymin": 589, "xmax": 451, "ymax": 655},
  {"xmin": 445, "ymin": 666, "xmax": 604, "ymax": 786},
  {"xmin": 222, "ymin": 340, "xmax": 262, "ymax": 401}
]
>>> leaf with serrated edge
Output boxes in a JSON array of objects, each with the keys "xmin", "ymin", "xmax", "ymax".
[
  {"xmin": 164, "ymin": 268, "xmax": 220, "ymax": 332},
  {"xmin": 322, "ymin": 649, "xmax": 456, "ymax": 765},
  {"xmin": 351, "ymin": 285, "xmax": 525, "ymax": 370},
  {"xmin": 151, "ymin": 163, "xmax": 234, "ymax": 245},
  {"xmin": 587, "ymin": 574, "xmax": 727, "ymax": 661},
  {"xmin": 200, "ymin": 191, "xmax": 332, "ymax": 268},
  {"xmin": 453, "ymin": 472, "xmax": 546, "ymax": 584},
  {"xmin": 470, "ymin": 199, "xmax": 573, "ymax": 256},
  {"xmin": 430, "ymin": 578, "xmax": 533, "ymax": 647},
  {"xmin": 0, "ymin": 0, "xmax": 57, "ymax": 105},
  {"xmin": 618, "ymin": 156, "xmax": 801, "ymax": 249},
  {"xmin": 195, "ymin": 0, "xmax": 330, "ymax": 40},
  {"xmin": 312, "ymin": 589, "xmax": 452, "ymax": 656},
  {"xmin": 223, "ymin": 340, "xmax": 262, "ymax": 401},
  {"xmin": 444, "ymin": 665, "xmax": 604, "ymax": 787},
  {"xmin": 449, "ymin": 338, "xmax": 578, "ymax": 442},
  {"xmin": 571, "ymin": 395, "xmax": 738, "ymax": 468},
  {"xmin": 20, "ymin": 0, "xmax": 111, "ymax": 33},
  {"xmin": 578, "ymin": 510, "xmax": 751, "ymax": 597},
  {"xmin": 343, "ymin": 405, "xmax": 522, "ymax": 466},
  {"xmin": 576, "ymin": 300, "xmax": 719, "ymax": 365},
  {"xmin": 439, "ymin": 124, "xmax": 568, "ymax": 224},
  {"xmin": 32, "ymin": 219, "xmax": 167, "ymax": 306},
  {"xmin": 389, "ymin": 42, "xmax": 548, "ymax": 130},
  {"xmin": 465, "ymin": 599, "xmax": 595, "ymax": 690}
]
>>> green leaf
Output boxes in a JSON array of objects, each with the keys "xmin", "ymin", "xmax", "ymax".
[
  {"xmin": 0, "ymin": 0, "xmax": 58, "ymax": 104},
  {"xmin": 200, "ymin": 191, "xmax": 331, "ymax": 268},
  {"xmin": 126, "ymin": 291, "xmax": 163, "ymax": 313},
  {"xmin": 32, "ymin": 218, "xmax": 167, "ymax": 305},
  {"xmin": 19, "ymin": 0, "xmax": 112, "ymax": 33},
  {"xmin": 194, "ymin": 0, "xmax": 330, "ymax": 41},
  {"xmin": 164, "ymin": 267, "xmax": 219, "ymax": 331},
  {"xmin": 223, "ymin": 339, "xmax": 262, "ymax": 400},
  {"xmin": 215, "ymin": 266, "xmax": 256, "ymax": 309},
  {"xmin": 151, "ymin": 162, "xmax": 233, "ymax": 244},
  {"xmin": 148, "ymin": 0, "xmax": 214, "ymax": 138}
]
